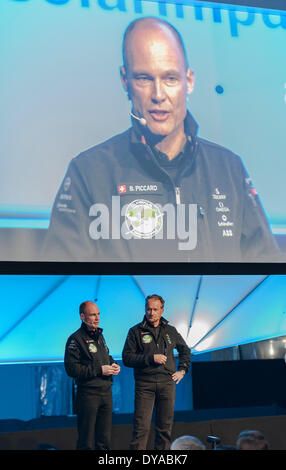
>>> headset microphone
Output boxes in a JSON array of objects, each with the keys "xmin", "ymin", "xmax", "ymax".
[
  {"xmin": 82, "ymin": 319, "xmax": 98, "ymax": 329},
  {"xmin": 130, "ymin": 111, "xmax": 147, "ymax": 127}
]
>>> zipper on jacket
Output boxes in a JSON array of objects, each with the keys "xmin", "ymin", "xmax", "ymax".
[
  {"xmin": 145, "ymin": 144, "xmax": 183, "ymax": 206},
  {"xmin": 175, "ymin": 187, "xmax": 181, "ymax": 205}
]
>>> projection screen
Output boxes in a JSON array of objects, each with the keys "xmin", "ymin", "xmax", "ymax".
[{"xmin": 0, "ymin": 0, "xmax": 286, "ymax": 263}]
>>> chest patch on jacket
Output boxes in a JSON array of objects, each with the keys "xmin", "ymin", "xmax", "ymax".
[
  {"xmin": 88, "ymin": 343, "xmax": 97, "ymax": 353},
  {"xmin": 118, "ymin": 183, "xmax": 163, "ymax": 195},
  {"xmin": 142, "ymin": 334, "xmax": 153, "ymax": 344},
  {"xmin": 125, "ymin": 199, "xmax": 163, "ymax": 239}
]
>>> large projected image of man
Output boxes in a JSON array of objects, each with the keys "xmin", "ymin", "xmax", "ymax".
[{"xmin": 44, "ymin": 16, "xmax": 279, "ymax": 262}]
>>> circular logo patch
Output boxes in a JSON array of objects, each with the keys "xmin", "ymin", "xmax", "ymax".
[
  {"xmin": 125, "ymin": 199, "xmax": 163, "ymax": 239},
  {"xmin": 142, "ymin": 334, "xmax": 152, "ymax": 344},
  {"xmin": 88, "ymin": 343, "xmax": 97, "ymax": 353}
]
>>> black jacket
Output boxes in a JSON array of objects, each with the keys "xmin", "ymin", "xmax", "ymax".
[
  {"xmin": 122, "ymin": 316, "xmax": 191, "ymax": 383},
  {"xmin": 44, "ymin": 112, "xmax": 279, "ymax": 262},
  {"xmin": 64, "ymin": 323, "xmax": 115, "ymax": 390}
]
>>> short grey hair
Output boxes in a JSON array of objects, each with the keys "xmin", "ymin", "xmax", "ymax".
[
  {"xmin": 170, "ymin": 435, "xmax": 206, "ymax": 450},
  {"xmin": 145, "ymin": 294, "xmax": 165, "ymax": 310}
]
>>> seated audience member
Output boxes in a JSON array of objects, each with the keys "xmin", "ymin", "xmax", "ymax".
[
  {"xmin": 236, "ymin": 430, "xmax": 270, "ymax": 450},
  {"xmin": 170, "ymin": 435, "xmax": 206, "ymax": 450}
]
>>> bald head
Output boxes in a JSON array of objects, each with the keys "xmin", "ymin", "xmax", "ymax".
[
  {"xmin": 79, "ymin": 300, "xmax": 97, "ymax": 315},
  {"xmin": 79, "ymin": 301, "xmax": 100, "ymax": 330},
  {"xmin": 122, "ymin": 17, "xmax": 189, "ymax": 72}
]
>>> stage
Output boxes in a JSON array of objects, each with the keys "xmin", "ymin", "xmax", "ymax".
[
  {"xmin": 1, "ymin": 350, "xmax": 286, "ymax": 450},
  {"xmin": 1, "ymin": 406, "xmax": 286, "ymax": 450}
]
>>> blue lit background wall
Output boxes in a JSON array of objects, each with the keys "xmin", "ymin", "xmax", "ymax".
[
  {"xmin": 1, "ymin": 274, "xmax": 286, "ymax": 420},
  {"xmin": 1, "ymin": 274, "xmax": 286, "ymax": 363},
  {"xmin": 0, "ymin": 0, "xmax": 286, "ymax": 258}
]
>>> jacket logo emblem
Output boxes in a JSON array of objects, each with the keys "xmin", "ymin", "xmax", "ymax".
[
  {"xmin": 142, "ymin": 334, "xmax": 152, "ymax": 344},
  {"xmin": 212, "ymin": 187, "xmax": 234, "ymax": 237},
  {"xmin": 125, "ymin": 199, "xmax": 163, "ymax": 239},
  {"xmin": 88, "ymin": 343, "xmax": 97, "ymax": 353},
  {"xmin": 166, "ymin": 334, "xmax": 172, "ymax": 345},
  {"xmin": 63, "ymin": 176, "xmax": 71, "ymax": 192},
  {"xmin": 118, "ymin": 184, "xmax": 127, "ymax": 193}
]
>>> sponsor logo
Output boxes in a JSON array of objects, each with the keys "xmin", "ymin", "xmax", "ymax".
[
  {"xmin": 166, "ymin": 333, "xmax": 172, "ymax": 345},
  {"xmin": 245, "ymin": 177, "xmax": 258, "ymax": 206},
  {"xmin": 63, "ymin": 176, "xmax": 71, "ymax": 192},
  {"xmin": 245, "ymin": 177, "xmax": 257, "ymax": 195},
  {"xmin": 142, "ymin": 334, "xmax": 153, "ymax": 344},
  {"xmin": 88, "ymin": 196, "xmax": 198, "ymax": 251},
  {"xmin": 125, "ymin": 199, "xmax": 163, "ymax": 239},
  {"xmin": 212, "ymin": 188, "xmax": 234, "ymax": 237},
  {"xmin": 88, "ymin": 343, "xmax": 97, "ymax": 353}
]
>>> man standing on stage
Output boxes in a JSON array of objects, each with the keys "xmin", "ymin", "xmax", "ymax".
[
  {"xmin": 64, "ymin": 300, "xmax": 120, "ymax": 450},
  {"xmin": 122, "ymin": 294, "xmax": 191, "ymax": 450}
]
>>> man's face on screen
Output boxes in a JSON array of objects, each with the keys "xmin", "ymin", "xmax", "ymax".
[{"xmin": 121, "ymin": 22, "xmax": 193, "ymax": 141}]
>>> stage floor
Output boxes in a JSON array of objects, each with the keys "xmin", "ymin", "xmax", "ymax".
[{"xmin": 1, "ymin": 406, "xmax": 286, "ymax": 450}]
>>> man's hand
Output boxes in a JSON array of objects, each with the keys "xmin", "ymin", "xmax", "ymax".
[
  {"xmin": 172, "ymin": 370, "xmax": 185, "ymax": 384},
  {"xmin": 101, "ymin": 364, "xmax": 120, "ymax": 376},
  {"xmin": 153, "ymin": 354, "xmax": 167, "ymax": 364},
  {"xmin": 111, "ymin": 363, "xmax": 121, "ymax": 375}
]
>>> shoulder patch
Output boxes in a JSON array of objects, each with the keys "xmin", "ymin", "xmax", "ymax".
[{"xmin": 67, "ymin": 338, "xmax": 77, "ymax": 350}]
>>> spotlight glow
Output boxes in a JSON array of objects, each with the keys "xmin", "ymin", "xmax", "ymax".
[
  {"xmin": 187, "ymin": 320, "xmax": 210, "ymax": 348},
  {"xmin": 175, "ymin": 322, "xmax": 189, "ymax": 341}
]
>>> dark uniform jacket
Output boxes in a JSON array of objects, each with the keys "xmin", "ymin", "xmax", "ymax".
[
  {"xmin": 44, "ymin": 112, "xmax": 279, "ymax": 262},
  {"xmin": 64, "ymin": 322, "xmax": 114, "ymax": 391},
  {"xmin": 122, "ymin": 316, "xmax": 191, "ymax": 383}
]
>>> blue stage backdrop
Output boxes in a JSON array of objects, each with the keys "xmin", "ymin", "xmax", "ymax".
[
  {"xmin": 1, "ymin": 274, "xmax": 286, "ymax": 361},
  {"xmin": 0, "ymin": 274, "xmax": 286, "ymax": 419}
]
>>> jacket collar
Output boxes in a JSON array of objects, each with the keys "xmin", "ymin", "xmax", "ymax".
[
  {"xmin": 81, "ymin": 321, "xmax": 103, "ymax": 338},
  {"xmin": 140, "ymin": 315, "xmax": 169, "ymax": 329}
]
